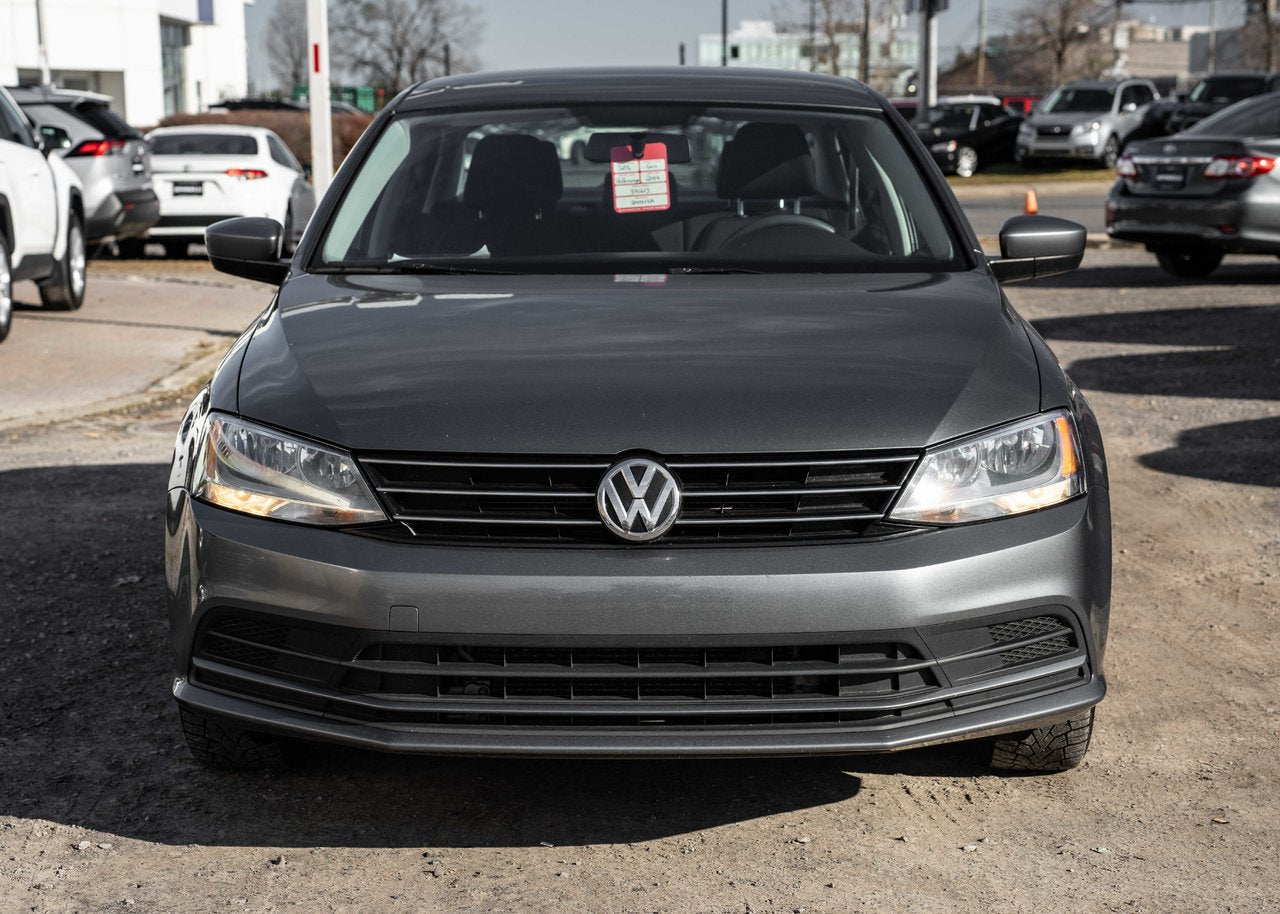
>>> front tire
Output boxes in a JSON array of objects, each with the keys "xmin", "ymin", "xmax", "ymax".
[
  {"xmin": 0, "ymin": 241, "xmax": 13, "ymax": 344},
  {"xmin": 179, "ymin": 705, "xmax": 289, "ymax": 769},
  {"xmin": 1101, "ymin": 135, "xmax": 1121, "ymax": 170},
  {"xmin": 954, "ymin": 145, "xmax": 979, "ymax": 178},
  {"xmin": 1156, "ymin": 246, "xmax": 1223, "ymax": 278},
  {"xmin": 38, "ymin": 214, "xmax": 86, "ymax": 311},
  {"xmin": 988, "ymin": 708, "xmax": 1095, "ymax": 772}
]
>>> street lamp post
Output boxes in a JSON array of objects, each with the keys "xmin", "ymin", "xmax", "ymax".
[{"xmin": 306, "ymin": 0, "xmax": 333, "ymax": 198}]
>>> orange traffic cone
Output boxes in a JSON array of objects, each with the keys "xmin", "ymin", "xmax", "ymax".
[{"xmin": 1024, "ymin": 189, "xmax": 1039, "ymax": 215}]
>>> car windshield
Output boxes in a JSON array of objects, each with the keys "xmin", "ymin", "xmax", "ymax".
[
  {"xmin": 1189, "ymin": 76, "xmax": 1266, "ymax": 104},
  {"xmin": 151, "ymin": 133, "xmax": 257, "ymax": 155},
  {"xmin": 920, "ymin": 105, "xmax": 975, "ymax": 129},
  {"xmin": 1186, "ymin": 94, "xmax": 1280, "ymax": 136},
  {"xmin": 1042, "ymin": 88, "xmax": 1114, "ymax": 114},
  {"xmin": 315, "ymin": 104, "xmax": 960, "ymax": 274}
]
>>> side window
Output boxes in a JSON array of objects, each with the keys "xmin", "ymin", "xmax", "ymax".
[
  {"xmin": 981, "ymin": 104, "xmax": 1004, "ymax": 123},
  {"xmin": 1119, "ymin": 86, "xmax": 1139, "ymax": 110},
  {"xmin": 267, "ymin": 135, "xmax": 298, "ymax": 171},
  {"xmin": 0, "ymin": 95, "xmax": 36, "ymax": 147},
  {"xmin": 1134, "ymin": 85, "xmax": 1153, "ymax": 106}
]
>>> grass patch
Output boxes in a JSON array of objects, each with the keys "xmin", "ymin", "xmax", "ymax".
[{"xmin": 950, "ymin": 165, "xmax": 1111, "ymax": 186}]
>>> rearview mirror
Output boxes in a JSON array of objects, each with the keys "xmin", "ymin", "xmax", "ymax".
[
  {"xmin": 988, "ymin": 215, "xmax": 1086, "ymax": 283},
  {"xmin": 205, "ymin": 217, "xmax": 289, "ymax": 284},
  {"xmin": 38, "ymin": 124, "xmax": 72, "ymax": 153}
]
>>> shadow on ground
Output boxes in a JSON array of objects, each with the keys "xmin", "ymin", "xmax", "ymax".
[
  {"xmin": 0, "ymin": 463, "xmax": 992, "ymax": 851},
  {"xmin": 1033, "ymin": 304, "xmax": 1280, "ymax": 488},
  {"xmin": 1027, "ymin": 257, "xmax": 1280, "ymax": 289}
]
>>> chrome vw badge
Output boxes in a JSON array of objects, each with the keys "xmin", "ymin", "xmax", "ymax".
[
  {"xmin": 596, "ymin": 457, "xmax": 682, "ymax": 542},
  {"xmin": 1163, "ymin": 142, "xmax": 1178, "ymax": 155}
]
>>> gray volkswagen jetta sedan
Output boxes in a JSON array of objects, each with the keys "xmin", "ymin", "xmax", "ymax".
[{"xmin": 166, "ymin": 68, "xmax": 1109, "ymax": 772}]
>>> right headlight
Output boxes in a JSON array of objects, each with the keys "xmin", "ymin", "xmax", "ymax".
[
  {"xmin": 1018, "ymin": 122, "xmax": 1034, "ymax": 137},
  {"xmin": 195, "ymin": 413, "xmax": 386, "ymax": 526},
  {"xmin": 890, "ymin": 410, "xmax": 1085, "ymax": 525}
]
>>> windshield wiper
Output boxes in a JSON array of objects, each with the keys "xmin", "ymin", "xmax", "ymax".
[{"xmin": 320, "ymin": 261, "xmax": 522, "ymax": 275}]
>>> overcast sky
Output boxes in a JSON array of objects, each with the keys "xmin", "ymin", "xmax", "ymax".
[{"xmin": 247, "ymin": 1, "xmax": 1240, "ymax": 92}]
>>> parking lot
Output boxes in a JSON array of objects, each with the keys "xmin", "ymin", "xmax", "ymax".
[{"xmin": 0, "ymin": 241, "xmax": 1277, "ymax": 913}]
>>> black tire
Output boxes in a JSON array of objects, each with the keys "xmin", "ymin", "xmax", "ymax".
[
  {"xmin": 988, "ymin": 708, "xmax": 1095, "ymax": 772},
  {"xmin": 179, "ymin": 704, "xmax": 289, "ymax": 769},
  {"xmin": 1155, "ymin": 246, "xmax": 1224, "ymax": 278},
  {"xmin": 0, "ymin": 240, "xmax": 12, "ymax": 344},
  {"xmin": 116, "ymin": 237, "xmax": 146, "ymax": 259},
  {"xmin": 163, "ymin": 240, "xmax": 188, "ymax": 259},
  {"xmin": 954, "ymin": 145, "xmax": 979, "ymax": 178},
  {"xmin": 1101, "ymin": 135, "xmax": 1121, "ymax": 170},
  {"xmin": 38, "ymin": 214, "xmax": 86, "ymax": 311},
  {"xmin": 282, "ymin": 206, "xmax": 295, "ymax": 255}
]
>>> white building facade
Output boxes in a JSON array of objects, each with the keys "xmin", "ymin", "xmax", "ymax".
[
  {"xmin": 0, "ymin": 0, "xmax": 251, "ymax": 126},
  {"xmin": 697, "ymin": 18, "xmax": 917, "ymax": 93}
]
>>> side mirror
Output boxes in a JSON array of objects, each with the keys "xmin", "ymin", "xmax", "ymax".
[
  {"xmin": 1121, "ymin": 101, "xmax": 1138, "ymax": 113},
  {"xmin": 38, "ymin": 124, "xmax": 72, "ymax": 153},
  {"xmin": 988, "ymin": 215, "xmax": 1086, "ymax": 284},
  {"xmin": 205, "ymin": 217, "xmax": 289, "ymax": 284}
]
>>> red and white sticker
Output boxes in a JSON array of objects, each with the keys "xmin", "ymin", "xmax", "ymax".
[{"xmin": 611, "ymin": 142, "xmax": 670, "ymax": 214}]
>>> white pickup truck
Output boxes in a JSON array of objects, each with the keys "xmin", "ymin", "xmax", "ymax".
[{"xmin": 0, "ymin": 86, "xmax": 86, "ymax": 344}]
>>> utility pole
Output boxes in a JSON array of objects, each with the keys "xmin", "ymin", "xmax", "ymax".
[
  {"xmin": 916, "ymin": 0, "xmax": 938, "ymax": 119},
  {"xmin": 721, "ymin": 0, "xmax": 728, "ymax": 66},
  {"xmin": 859, "ymin": 0, "xmax": 871, "ymax": 84},
  {"xmin": 809, "ymin": 0, "xmax": 816, "ymax": 72},
  {"xmin": 679, "ymin": 42, "xmax": 686, "ymax": 65},
  {"xmin": 1208, "ymin": 0, "xmax": 1216, "ymax": 73},
  {"xmin": 306, "ymin": 0, "xmax": 333, "ymax": 198},
  {"xmin": 976, "ymin": 0, "xmax": 987, "ymax": 89},
  {"xmin": 444, "ymin": 43, "xmax": 452, "ymax": 76},
  {"xmin": 34, "ymin": 0, "xmax": 51, "ymax": 85}
]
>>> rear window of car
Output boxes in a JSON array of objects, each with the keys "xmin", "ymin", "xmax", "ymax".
[
  {"xmin": 62, "ymin": 102, "xmax": 140, "ymax": 139},
  {"xmin": 151, "ymin": 133, "xmax": 258, "ymax": 155},
  {"xmin": 1187, "ymin": 95, "xmax": 1280, "ymax": 136},
  {"xmin": 315, "ymin": 104, "xmax": 962, "ymax": 275}
]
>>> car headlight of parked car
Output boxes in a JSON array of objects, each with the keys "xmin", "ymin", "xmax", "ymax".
[
  {"xmin": 195, "ymin": 414, "xmax": 386, "ymax": 525},
  {"xmin": 890, "ymin": 410, "xmax": 1084, "ymax": 525},
  {"xmin": 1071, "ymin": 121, "xmax": 1102, "ymax": 137},
  {"xmin": 1018, "ymin": 122, "xmax": 1034, "ymax": 138},
  {"xmin": 930, "ymin": 139, "xmax": 958, "ymax": 154}
]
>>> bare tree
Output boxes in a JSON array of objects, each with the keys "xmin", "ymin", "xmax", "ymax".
[
  {"xmin": 777, "ymin": 1, "xmax": 894, "ymax": 82},
  {"xmin": 267, "ymin": 0, "xmax": 309, "ymax": 93},
  {"xmin": 332, "ymin": 0, "xmax": 482, "ymax": 97},
  {"xmin": 1016, "ymin": 0, "xmax": 1095, "ymax": 86}
]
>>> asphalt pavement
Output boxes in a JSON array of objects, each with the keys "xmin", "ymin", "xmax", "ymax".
[{"xmin": 960, "ymin": 190, "xmax": 1107, "ymax": 237}]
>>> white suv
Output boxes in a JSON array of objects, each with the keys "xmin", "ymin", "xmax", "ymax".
[{"xmin": 0, "ymin": 86, "xmax": 86, "ymax": 344}]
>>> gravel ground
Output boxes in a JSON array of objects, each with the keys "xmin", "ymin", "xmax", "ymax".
[{"xmin": 1, "ymin": 248, "xmax": 1277, "ymax": 913}]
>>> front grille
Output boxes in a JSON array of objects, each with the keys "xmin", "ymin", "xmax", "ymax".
[
  {"xmin": 1036, "ymin": 125, "xmax": 1070, "ymax": 137},
  {"xmin": 190, "ymin": 608, "xmax": 1090, "ymax": 731},
  {"xmin": 357, "ymin": 451, "xmax": 919, "ymax": 546}
]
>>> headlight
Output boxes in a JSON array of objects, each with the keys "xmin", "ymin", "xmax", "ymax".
[
  {"xmin": 1072, "ymin": 121, "xmax": 1102, "ymax": 136},
  {"xmin": 1018, "ymin": 122, "xmax": 1034, "ymax": 137},
  {"xmin": 930, "ymin": 139, "xmax": 958, "ymax": 153},
  {"xmin": 196, "ymin": 414, "xmax": 385, "ymax": 525},
  {"xmin": 890, "ymin": 410, "xmax": 1085, "ymax": 525}
]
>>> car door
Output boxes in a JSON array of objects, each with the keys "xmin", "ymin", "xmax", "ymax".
[{"xmin": 0, "ymin": 91, "xmax": 57, "ymax": 264}]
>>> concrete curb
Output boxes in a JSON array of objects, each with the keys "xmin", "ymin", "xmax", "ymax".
[{"xmin": 950, "ymin": 179, "xmax": 1114, "ymax": 201}]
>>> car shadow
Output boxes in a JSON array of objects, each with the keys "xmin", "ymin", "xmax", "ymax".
[
  {"xmin": 1033, "ymin": 304, "xmax": 1280, "ymax": 488},
  {"xmin": 0, "ymin": 462, "xmax": 996, "ymax": 850},
  {"xmin": 1027, "ymin": 257, "xmax": 1280, "ymax": 289}
]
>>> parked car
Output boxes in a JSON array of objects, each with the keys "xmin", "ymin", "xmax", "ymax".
[
  {"xmin": 0, "ymin": 86, "xmax": 87, "ymax": 342},
  {"xmin": 7, "ymin": 85, "xmax": 158, "ymax": 247},
  {"xmin": 1108, "ymin": 91, "xmax": 1280, "ymax": 277},
  {"xmin": 888, "ymin": 96, "xmax": 918, "ymax": 122},
  {"xmin": 145, "ymin": 125, "xmax": 315, "ymax": 258},
  {"xmin": 1165, "ymin": 72, "xmax": 1280, "ymax": 134},
  {"xmin": 167, "ymin": 68, "xmax": 1109, "ymax": 774},
  {"xmin": 915, "ymin": 95, "xmax": 1022, "ymax": 177},
  {"xmin": 1001, "ymin": 95, "xmax": 1041, "ymax": 116},
  {"xmin": 1017, "ymin": 77, "xmax": 1159, "ymax": 168}
]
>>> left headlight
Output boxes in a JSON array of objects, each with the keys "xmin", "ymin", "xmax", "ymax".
[
  {"xmin": 930, "ymin": 139, "xmax": 958, "ymax": 153},
  {"xmin": 889, "ymin": 410, "xmax": 1085, "ymax": 525},
  {"xmin": 1072, "ymin": 120, "xmax": 1102, "ymax": 136},
  {"xmin": 195, "ymin": 414, "xmax": 386, "ymax": 526}
]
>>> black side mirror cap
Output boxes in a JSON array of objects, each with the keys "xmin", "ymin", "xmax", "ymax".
[
  {"xmin": 988, "ymin": 215, "xmax": 1086, "ymax": 284},
  {"xmin": 205, "ymin": 217, "xmax": 290, "ymax": 284}
]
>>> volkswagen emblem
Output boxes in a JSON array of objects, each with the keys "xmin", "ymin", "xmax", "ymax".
[
  {"xmin": 1163, "ymin": 142, "xmax": 1177, "ymax": 155},
  {"xmin": 596, "ymin": 457, "xmax": 681, "ymax": 542}
]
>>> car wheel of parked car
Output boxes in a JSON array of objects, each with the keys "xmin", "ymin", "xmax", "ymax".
[
  {"xmin": 282, "ymin": 206, "xmax": 295, "ymax": 255},
  {"xmin": 988, "ymin": 708, "xmax": 1094, "ymax": 772},
  {"xmin": 38, "ymin": 215, "xmax": 86, "ymax": 311},
  {"xmin": 163, "ymin": 240, "xmax": 188, "ymax": 259},
  {"xmin": 954, "ymin": 145, "xmax": 979, "ymax": 178},
  {"xmin": 0, "ymin": 241, "xmax": 12, "ymax": 344},
  {"xmin": 1101, "ymin": 135, "xmax": 1120, "ymax": 170},
  {"xmin": 1155, "ymin": 246, "xmax": 1224, "ymax": 278},
  {"xmin": 179, "ymin": 705, "xmax": 289, "ymax": 769}
]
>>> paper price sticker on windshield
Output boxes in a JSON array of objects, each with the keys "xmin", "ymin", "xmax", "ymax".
[{"xmin": 611, "ymin": 143, "xmax": 671, "ymax": 214}]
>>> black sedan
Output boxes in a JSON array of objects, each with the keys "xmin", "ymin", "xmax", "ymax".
[
  {"xmin": 1108, "ymin": 92, "xmax": 1280, "ymax": 277},
  {"xmin": 914, "ymin": 96, "xmax": 1022, "ymax": 177},
  {"xmin": 1164, "ymin": 72, "xmax": 1280, "ymax": 134}
]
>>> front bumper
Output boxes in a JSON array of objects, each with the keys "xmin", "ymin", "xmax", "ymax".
[
  {"xmin": 1106, "ymin": 193, "xmax": 1280, "ymax": 252},
  {"xmin": 1017, "ymin": 134, "xmax": 1105, "ymax": 162},
  {"xmin": 166, "ymin": 489, "xmax": 1111, "ymax": 757}
]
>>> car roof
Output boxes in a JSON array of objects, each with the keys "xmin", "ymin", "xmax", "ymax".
[
  {"xmin": 147, "ymin": 124, "xmax": 270, "ymax": 138},
  {"xmin": 936, "ymin": 95, "xmax": 1002, "ymax": 106},
  {"xmin": 6, "ymin": 84, "xmax": 114, "ymax": 106},
  {"xmin": 398, "ymin": 67, "xmax": 883, "ymax": 113}
]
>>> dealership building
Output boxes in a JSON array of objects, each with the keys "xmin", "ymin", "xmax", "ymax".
[{"xmin": 0, "ymin": 0, "xmax": 251, "ymax": 125}]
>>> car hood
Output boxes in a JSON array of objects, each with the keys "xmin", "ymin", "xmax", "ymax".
[{"xmin": 236, "ymin": 271, "xmax": 1040, "ymax": 454}]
